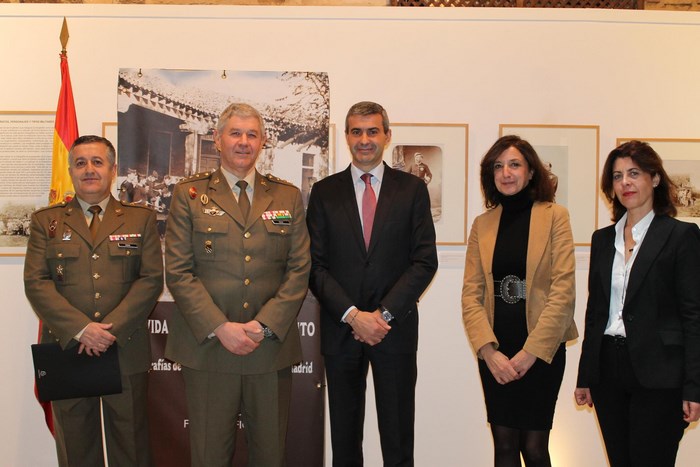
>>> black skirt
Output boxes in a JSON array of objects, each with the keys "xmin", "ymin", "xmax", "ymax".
[{"xmin": 478, "ymin": 298, "xmax": 566, "ymax": 431}]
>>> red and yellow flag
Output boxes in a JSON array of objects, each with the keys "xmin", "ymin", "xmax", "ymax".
[
  {"xmin": 48, "ymin": 20, "xmax": 78, "ymax": 205},
  {"xmin": 37, "ymin": 18, "xmax": 80, "ymax": 437}
]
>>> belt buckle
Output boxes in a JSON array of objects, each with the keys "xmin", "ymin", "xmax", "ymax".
[{"xmin": 495, "ymin": 275, "xmax": 526, "ymax": 304}]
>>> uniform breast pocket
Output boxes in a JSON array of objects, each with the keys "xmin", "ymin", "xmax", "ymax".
[
  {"xmin": 263, "ymin": 219, "xmax": 292, "ymax": 262},
  {"xmin": 108, "ymin": 239, "xmax": 143, "ymax": 283},
  {"xmin": 193, "ymin": 218, "xmax": 229, "ymax": 262},
  {"xmin": 46, "ymin": 243, "xmax": 81, "ymax": 285}
]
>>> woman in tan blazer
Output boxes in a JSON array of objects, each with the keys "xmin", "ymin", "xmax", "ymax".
[{"xmin": 462, "ymin": 135, "xmax": 578, "ymax": 467}]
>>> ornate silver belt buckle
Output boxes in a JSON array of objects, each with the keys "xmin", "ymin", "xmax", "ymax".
[{"xmin": 495, "ymin": 275, "xmax": 526, "ymax": 304}]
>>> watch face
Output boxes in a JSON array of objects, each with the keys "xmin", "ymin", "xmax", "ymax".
[{"xmin": 382, "ymin": 310, "xmax": 392, "ymax": 322}]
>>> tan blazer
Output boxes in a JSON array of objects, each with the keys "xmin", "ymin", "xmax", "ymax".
[
  {"xmin": 24, "ymin": 196, "xmax": 163, "ymax": 375},
  {"xmin": 461, "ymin": 201, "xmax": 578, "ymax": 364}
]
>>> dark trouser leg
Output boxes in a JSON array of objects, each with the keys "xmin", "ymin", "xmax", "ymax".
[{"xmin": 325, "ymin": 351, "xmax": 370, "ymax": 467}]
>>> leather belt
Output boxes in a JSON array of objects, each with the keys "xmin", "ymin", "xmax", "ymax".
[
  {"xmin": 494, "ymin": 275, "xmax": 526, "ymax": 304},
  {"xmin": 603, "ymin": 334, "xmax": 627, "ymax": 347}
]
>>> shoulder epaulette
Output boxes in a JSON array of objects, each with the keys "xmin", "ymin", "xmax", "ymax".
[
  {"xmin": 34, "ymin": 202, "xmax": 68, "ymax": 214},
  {"xmin": 119, "ymin": 200, "xmax": 154, "ymax": 210},
  {"xmin": 265, "ymin": 173, "xmax": 295, "ymax": 187},
  {"xmin": 178, "ymin": 172, "xmax": 212, "ymax": 184}
]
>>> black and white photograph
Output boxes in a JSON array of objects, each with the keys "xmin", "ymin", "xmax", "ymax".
[
  {"xmin": 386, "ymin": 123, "xmax": 468, "ymax": 245},
  {"xmin": 666, "ymin": 160, "xmax": 700, "ymax": 217},
  {"xmin": 117, "ymin": 68, "xmax": 330, "ymax": 223},
  {"xmin": 391, "ymin": 144, "xmax": 443, "ymax": 221}
]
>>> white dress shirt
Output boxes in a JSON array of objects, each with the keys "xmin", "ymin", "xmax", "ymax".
[
  {"xmin": 341, "ymin": 163, "xmax": 385, "ymax": 322},
  {"xmin": 604, "ymin": 210, "xmax": 655, "ymax": 337}
]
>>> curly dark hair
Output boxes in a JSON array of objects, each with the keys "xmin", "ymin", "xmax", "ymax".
[
  {"xmin": 601, "ymin": 140, "xmax": 676, "ymax": 222},
  {"xmin": 480, "ymin": 135, "xmax": 554, "ymax": 209}
]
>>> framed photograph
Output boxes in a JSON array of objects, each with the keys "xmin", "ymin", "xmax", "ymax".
[
  {"xmin": 0, "ymin": 111, "xmax": 55, "ymax": 256},
  {"xmin": 616, "ymin": 138, "xmax": 700, "ymax": 227},
  {"xmin": 500, "ymin": 124, "xmax": 599, "ymax": 245},
  {"xmin": 385, "ymin": 123, "xmax": 468, "ymax": 245},
  {"xmin": 102, "ymin": 121, "xmax": 117, "ymax": 146}
]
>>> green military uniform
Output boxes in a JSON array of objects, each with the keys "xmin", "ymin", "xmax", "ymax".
[
  {"xmin": 164, "ymin": 169, "xmax": 310, "ymax": 466},
  {"xmin": 24, "ymin": 196, "xmax": 163, "ymax": 467}
]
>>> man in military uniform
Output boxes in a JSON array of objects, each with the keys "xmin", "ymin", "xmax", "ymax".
[
  {"xmin": 409, "ymin": 152, "xmax": 432, "ymax": 184},
  {"xmin": 24, "ymin": 135, "xmax": 163, "ymax": 467},
  {"xmin": 164, "ymin": 103, "xmax": 310, "ymax": 467}
]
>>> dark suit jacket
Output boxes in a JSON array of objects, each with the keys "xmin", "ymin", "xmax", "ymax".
[
  {"xmin": 24, "ymin": 196, "xmax": 163, "ymax": 375},
  {"xmin": 306, "ymin": 163, "xmax": 438, "ymax": 356},
  {"xmin": 164, "ymin": 169, "xmax": 310, "ymax": 374},
  {"xmin": 577, "ymin": 215, "xmax": 700, "ymax": 402}
]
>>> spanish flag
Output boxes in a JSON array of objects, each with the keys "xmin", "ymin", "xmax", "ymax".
[
  {"xmin": 48, "ymin": 18, "xmax": 78, "ymax": 205},
  {"xmin": 37, "ymin": 18, "xmax": 80, "ymax": 437}
]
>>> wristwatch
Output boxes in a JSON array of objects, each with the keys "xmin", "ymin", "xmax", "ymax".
[
  {"xmin": 259, "ymin": 322, "xmax": 276, "ymax": 339},
  {"xmin": 379, "ymin": 305, "xmax": 394, "ymax": 323}
]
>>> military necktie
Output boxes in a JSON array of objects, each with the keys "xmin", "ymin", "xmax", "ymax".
[
  {"xmin": 88, "ymin": 205, "xmax": 102, "ymax": 241},
  {"xmin": 236, "ymin": 180, "xmax": 250, "ymax": 221}
]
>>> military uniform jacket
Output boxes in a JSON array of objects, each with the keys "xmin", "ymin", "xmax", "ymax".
[
  {"xmin": 24, "ymin": 196, "xmax": 163, "ymax": 375},
  {"xmin": 164, "ymin": 169, "xmax": 311, "ymax": 375}
]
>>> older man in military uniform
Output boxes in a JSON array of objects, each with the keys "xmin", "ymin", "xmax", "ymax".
[
  {"xmin": 409, "ymin": 152, "xmax": 432, "ymax": 185},
  {"xmin": 164, "ymin": 103, "xmax": 310, "ymax": 467},
  {"xmin": 24, "ymin": 135, "xmax": 163, "ymax": 467}
]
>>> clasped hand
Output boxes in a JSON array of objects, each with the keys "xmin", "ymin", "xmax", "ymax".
[
  {"xmin": 481, "ymin": 344, "xmax": 536, "ymax": 385},
  {"xmin": 350, "ymin": 310, "xmax": 391, "ymax": 346},
  {"xmin": 214, "ymin": 321, "xmax": 263, "ymax": 355},
  {"xmin": 78, "ymin": 322, "xmax": 117, "ymax": 356}
]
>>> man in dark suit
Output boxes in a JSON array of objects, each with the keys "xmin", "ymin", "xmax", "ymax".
[
  {"xmin": 306, "ymin": 101, "xmax": 438, "ymax": 466},
  {"xmin": 164, "ymin": 103, "xmax": 310, "ymax": 467},
  {"xmin": 24, "ymin": 135, "xmax": 163, "ymax": 467}
]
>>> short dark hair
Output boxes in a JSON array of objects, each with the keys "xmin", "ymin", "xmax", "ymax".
[
  {"xmin": 601, "ymin": 140, "xmax": 676, "ymax": 221},
  {"xmin": 345, "ymin": 101, "xmax": 390, "ymax": 134},
  {"xmin": 69, "ymin": 135, "xmax": 116, "ymax": 166},
  {"xmin": 480, "ymin": 135, "xmax": 554, "ymax": 209}
]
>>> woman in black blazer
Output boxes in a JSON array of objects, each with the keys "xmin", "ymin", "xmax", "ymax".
[{"xmin": 575, "ymin": 140, "xmax": 700, "ymax": 467}]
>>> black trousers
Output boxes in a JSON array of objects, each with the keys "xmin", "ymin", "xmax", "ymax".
[
  {"xmin": 590, "ymin": 335, "xmax": 688, "ymax": 467},
  {"xmin": 325, "ymin": 347, "xmax": 417, "ymax": 467}
]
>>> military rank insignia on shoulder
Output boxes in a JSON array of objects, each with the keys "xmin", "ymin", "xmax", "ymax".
[
  {"xmin": 120, "ymin": 200, "xmax": 154, "ymax": 210},
  {"xmin": 180, "ymin": 172, "xmax": 211, "ymax": 184},
  {"xmin": 34, "ymin": 202, "xmax": 67, "ymax": 214},
  {"xmin": 265, "ymin": 173, "xmax": 295, "ymax": 187}
]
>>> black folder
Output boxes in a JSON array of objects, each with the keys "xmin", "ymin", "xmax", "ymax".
[{"xmin": 31, "ymin": 342, "xmax": 122, "ymax": 402}]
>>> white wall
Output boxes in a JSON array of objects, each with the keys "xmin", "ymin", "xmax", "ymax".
[{"xmin": 1, "ymin": 5, "xmax": 699, "ymax": 466}]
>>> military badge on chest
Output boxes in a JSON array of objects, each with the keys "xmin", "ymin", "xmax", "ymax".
[{"xmin": 262, "ymin": 210, "xmax": 292, "ymax": 226}]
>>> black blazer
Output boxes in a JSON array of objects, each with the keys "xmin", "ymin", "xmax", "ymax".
[
  {"xmin": 306, "ymin": 163, "xmax": 438, "ymax": 356},
  {"xmin": 577, "ymin": 215, "xmax": 700, "ymax": 402}
]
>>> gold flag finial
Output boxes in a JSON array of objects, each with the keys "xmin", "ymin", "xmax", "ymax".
[{"xmin": 59, "ymin": 17, "xmax": 69, "ymax": 54}]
